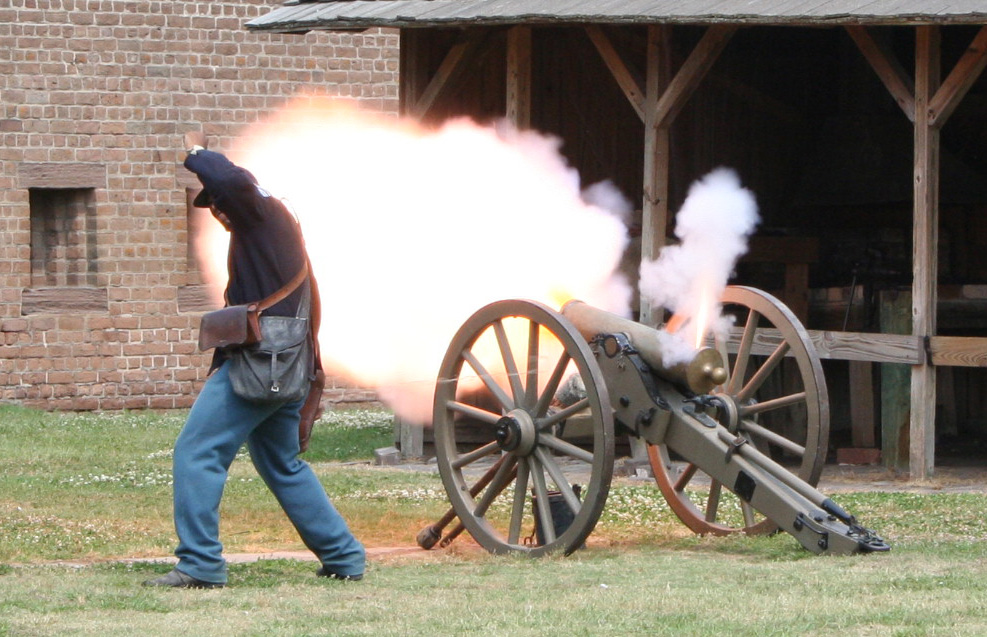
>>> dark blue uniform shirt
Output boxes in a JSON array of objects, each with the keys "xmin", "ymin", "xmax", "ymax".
[{"xmin": 184, "ymin": 149, "xmax": 307, "ymax": 319}]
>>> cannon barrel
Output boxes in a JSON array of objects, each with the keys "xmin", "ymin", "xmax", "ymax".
[{"xmin": 561, "ymin": 300, "xmax": 726, "ymax": 394}]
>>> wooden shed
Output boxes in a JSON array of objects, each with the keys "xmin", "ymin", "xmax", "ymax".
[{"xmin": 248, "ymin": 1, "xmax": 987, "ymax": 479}]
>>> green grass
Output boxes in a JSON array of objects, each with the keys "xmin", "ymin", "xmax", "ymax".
[
  {"xmin": 2, "ymin": 548, "xmax": 987, "ymax": 636},
  {"xmin": 301, "ymin": 408, "xmax": 395, "ymax": 463},
  {"xmin": 0, "ymin": 404, "xmax": 401, "ymax": 563},
  {"xmin": 1, "ymin": 404, "xmax": 987, "ymax": 635}
]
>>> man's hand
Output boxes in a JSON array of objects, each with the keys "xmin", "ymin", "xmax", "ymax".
[{"xmin": 184, "ymin": 131, "xmax": 207, "ymax": 153}]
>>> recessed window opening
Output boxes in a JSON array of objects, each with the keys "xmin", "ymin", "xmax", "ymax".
[{"xmin": 29, "ymin": 187, "xmax": 98, "ymax": 287}]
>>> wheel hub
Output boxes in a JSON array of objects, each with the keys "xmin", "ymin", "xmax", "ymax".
[{"xmin": 495, "ymin": 410, "xmax": 537, "ymax": 456}]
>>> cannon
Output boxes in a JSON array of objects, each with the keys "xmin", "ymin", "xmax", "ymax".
[{"xmin": 419, "ymin": 286, "xmax": 889, "ymax": 556}]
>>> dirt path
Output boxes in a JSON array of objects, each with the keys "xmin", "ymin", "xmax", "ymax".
[
  {"xmin": 36, "ymin": 463, "xmax": 987, "ymax": 570},
  {"xmin": 818, "ymin": 463, "xmax": 987, "ymax": 493}
]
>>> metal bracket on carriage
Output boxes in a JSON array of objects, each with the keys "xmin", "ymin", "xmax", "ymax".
[
  {"xmin": 819, "ymin": 497, "xmax": 891, "ymax": 553},
  {"xmin": 724, "ymin": 434, "xmax": 748, "ymax": 462},
  {"xmin": 846, "ymin": 522, "xmax": 891, "ymax": 552},
  {"xmin": 680, "ymin": 400, "xmax": 718, "ymax": 429}
]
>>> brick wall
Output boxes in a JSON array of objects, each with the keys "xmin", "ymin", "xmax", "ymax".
[{"xmin": 0, "ymin": 0, "xmax": 398, "ymax": 410}]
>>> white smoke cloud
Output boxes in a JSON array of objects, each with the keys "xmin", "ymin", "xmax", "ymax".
[
  {"xmin": 639, "ymin": 167, "xmax": 759, "ymax": 363},
  {"xmin": 204, "ymin": 98, "xmax": 632, "ymax": 423}
]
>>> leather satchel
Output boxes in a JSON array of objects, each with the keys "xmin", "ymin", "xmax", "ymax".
[
  {"xmin": 198, "ymin": 264, "xmax": 308, "ymax": 352},
  {"xmin": 198, "ymin": 303, "xmax": 261, "ymax": 351},
  {"xmin": 228, "ymin": 284, "xmax": 313, "ymax": 403}
]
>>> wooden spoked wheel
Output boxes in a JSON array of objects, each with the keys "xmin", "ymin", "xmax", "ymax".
[
  {"xmin": 648, "ymin": 286, "xmax": 829, "ymax": 536},
  {"xmin": 433, "ymin": 300, "xmax": 614, "ymax": 555}
]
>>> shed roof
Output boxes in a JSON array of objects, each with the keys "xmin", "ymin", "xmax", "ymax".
[{"xmin": 247, "ymin": 0, "xmax": 987, "ymax": 33}]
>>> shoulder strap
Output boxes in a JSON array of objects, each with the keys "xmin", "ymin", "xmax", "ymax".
[
  {"xmin": 255, "ymin": 262, "xmax": 308, "ymax": 312},
  {"xmin": 308, "ymin": 259, "xmax": 322, "ymax": 364}
]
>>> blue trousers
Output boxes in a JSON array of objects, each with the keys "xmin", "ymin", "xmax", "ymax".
[{"xmin": 171, "ymin": 361, "xmax": 365, "ymax": 584}]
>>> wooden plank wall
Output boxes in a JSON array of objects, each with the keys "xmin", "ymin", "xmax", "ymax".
[{"xmin": 398, "ymin": 23, "xmax": 987, "ymax": 475}]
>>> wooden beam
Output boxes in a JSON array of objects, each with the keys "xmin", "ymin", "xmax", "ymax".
[
  {"xmin": 506, "ymin": 26, "xmax": 532, "ymax": 129},
  {"xmin": 910, "ymin": 26, "xmax": 941, "ymax": 480},
  {"xmin": 584, "ymin": 25, "xmax": 645, "ymax": 122},
  {"xmin": 928, "ymin": 25, "xmax": 987, "ymax": 128},
  {"xmin": 716, "ymin": 330, "xmax": 987, "ymax": 368},
  {"xmin": 651, "ymin": 25, "xmax": 737, "ymax": 130},
  {"xmin": 722, "ymin": 331, "xmax": 987, "ymax": 368},
  {"xmin": 845, "ymin": 26, "xmax": 916, "ymax": 122},
  {"xmin": 714, "ymin": 328, "xmax": 922, "ymax": 365},
  {"xmin": 640, "ymin": 25, "xmax": 672, "ymax": 327},
  {"xmin": 410, "ymin": 32, "xmax": 491, "ymax": 120},
  {"xmin": 929, "ymin": 335, "xmax": 987, "ymax": 367}
]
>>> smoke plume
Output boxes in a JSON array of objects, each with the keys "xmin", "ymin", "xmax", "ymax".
[
  {"xmin": 196, "ymin": 97, "xmax": 632, "ymax": 423},
  {"xmin": 639, "ymin": 167, "xmax": 759, "ymax": 363}
]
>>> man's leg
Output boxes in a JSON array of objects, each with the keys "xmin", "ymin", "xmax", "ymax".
[
  {"xmin": 171, "ymin": 362, "xmax": 280, "ymax": 584},
  {"xmin": 247, "ymin": 402, "xmax": 366, "ymax": 578}
]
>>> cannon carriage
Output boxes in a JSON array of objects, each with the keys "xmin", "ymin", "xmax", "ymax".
[{"xmin": 418, "ymin": 286, "xmax": 888, "ymax": 556}]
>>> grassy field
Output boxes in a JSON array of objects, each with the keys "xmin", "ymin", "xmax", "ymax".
[{"xmin": 1, "ymin": 405, "xmax": 986, "ymax": 636}]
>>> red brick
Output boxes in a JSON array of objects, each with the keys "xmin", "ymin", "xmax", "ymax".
[{"xmin": 2, "ymin": 7, "xmax": 396, "ymax": 411}]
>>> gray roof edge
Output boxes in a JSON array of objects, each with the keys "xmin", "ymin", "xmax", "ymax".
[
  {"xmin": 248, "ymin": 15, "xmax": 987, "ymax": 32},
  {"xmin": 246, "ymin": 1, "xmax": 987, "ymax": 32}
]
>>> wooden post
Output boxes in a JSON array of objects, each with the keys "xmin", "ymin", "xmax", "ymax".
[
  {"xmin": 398, "ymin": 29, "xmax": 422, "ymax": 117},
  {"xmin": 849, "ymin": 361, "xmax": 876, "ymax": 448},
  {"xmin": 640, "ymin": 25, "xmax": 735, "ymax": 326},
  {"xmin": 398, "ymin": 415, "xmax": 424, "ymax": 460},
  {"xmin": 910, "ymin": 26, "xmax": 940, "ymax": 480},
  {"xmin": 506, "ymin": 26, "xmax": 533, "ymax": 129},
  {"xmin": 640, "ymin": 25, "xmax": 671, "ymax": 328},
  {"xmin": 880, "ymin": 289, "xmax": 912, "ymax": 472},
  {"xmin": 848, "ymin": 24, "xmax": 987, "ymax": 479}
]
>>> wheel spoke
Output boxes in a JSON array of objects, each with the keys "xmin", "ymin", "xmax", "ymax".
[
  {"xmin": 535, "ymin": 447, "xmax": 581, "ymax": 514},
  {"xmin": 741, "ymin": 501, "xmax": 758, "ymax": 528},
  {"xmin": 674, "ymin": 462, "xmax": 699, "ymax": 492},
  {"xmin": 525, "ymin": 320, "xmax": 540, "ymax": 408},
  {"xmin": 538, "ymin": 433, "xmax": 594, "ymax": 464},
  {"xmin": 508, "ymin": 458, "xmax": 530, "ymax": 544},
  {"xmin": 740, "ymin": 392, "xmax": 806, "ymax": 416},
  {"xmin": 705, "ymin": 480, "xmax": 723, "ymax": 523},
  {"xmin": 538, "ymin": 397, "xmax": 589, "ymax": 430},
  {"xmin": 533, "ymin": 351, "xmax": 572, "ymax": 417},
  {"xmin": 451, "ymin": 440, "xmax": 501, "ymax": 470},
  {"xmin": 472, "ymin": 454, "xmax": 517, "ymax": 518},
  {"xmin": 493, "ymin": 320, "xmax": 525, "ymax": 406},
  {"xmin": 433, "ymin": 299, "xmax": 614, "ymax": 555},
  {"xmin": 461, "ymin": 349, "xmax": 515, "ymax": 412},
  {"xmin": 740, "ymin": 419, "xmax": 806, "ymax": 457},
  {"xmin": 529, "ymin": 455, "xmax": 556, "ymax": 544},
  {"xmin": 649, "ymin": 287, "xmax": 828, "ymax": 539},
  {"xmin": 728, "ymin": 309, "xmax": 760, "ymax": 394},
  {"xmin": 446, "ymin": 400, "xmax": 502, "ymax": 425},
  {"xmin": 736, "ymin": 340, "xmax": 790, "ymax": 402}
]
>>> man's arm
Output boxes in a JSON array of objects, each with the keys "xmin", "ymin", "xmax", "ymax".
[
  {"xmin": 182, "ymin": 138, "xmax": 264, "ymax": 226},
  {"xmin": 184, "ymin": 130, "xmax": 207, "ymax": 155}
]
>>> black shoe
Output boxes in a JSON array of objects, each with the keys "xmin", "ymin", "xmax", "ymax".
[
  {"xmin": 316, "ymin": 566, "xmax": 363, "ymax": 581},
  {"xmin": 143, "ymin": 568, "xmax": 225, "ymax": 589}
]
